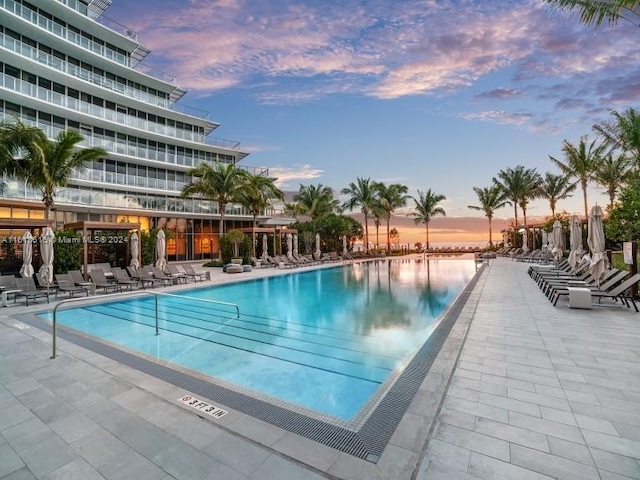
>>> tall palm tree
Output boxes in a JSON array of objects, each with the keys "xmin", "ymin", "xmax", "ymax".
[
  {"xmin": 376, "ymin": 183, "xmax": 409, "ymax": 252},
  {"xmin": 409, "ymin": 189, "xmax": 446, "ymax": 250},
  {"xmin": 181, "ymin": 162, "xmax": 249, "ymax": 236},
  {"xmin": 537, "ymin": 172, "xmax": 577, "ymax": 216},
  {"xmin": 237, "ymin": 174, "xmax": 283, "ymax": 256},
  {"xmin": 517, "ymin": 169, "xmax": 542, "ymax": 229},
  {"xmin": 467, "ymin": 185, "xmax": 510, "ymax": 246},
  {"xmin": 594, "ymin": 107, "xmax": 640, "ymax": 167},
  {"xmin": 0, "ymin": 120, "xmax": 47, "ymax": 193},
  {"xmin": 593, "ymin": 152, "xmax": 633, "ymax": 211},
  {"xmin": 25, "ymin": 130, "xmax": 106, "ymax": 220},
  {"xmin": 371, "ymin": 200, "xmax": 385, "ymax": 250},
  {"xmin": 549, "ymin": 136, "xmax": 604, "ymax": 219},
  {"xmin": 293, "ymin": 183, "xmax": 339, "ymax": 220},
  {"xmin": 493, "ymin": 166, "xmax": 539, "ymax": 244},
  {"xmin": 342, "ymin": 177, "xmax": 377, "ymax": 253},
  {"xmin": 543, "ymin": 0, "xmax": 640, "ymax": 28}
]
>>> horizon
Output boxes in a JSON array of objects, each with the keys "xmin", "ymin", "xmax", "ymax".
[{"xmin": 105, "ymin": 0, "xmax": 633, "ymax": 243}]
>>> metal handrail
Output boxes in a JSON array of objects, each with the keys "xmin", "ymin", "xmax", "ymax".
[{"xmin": 51, "ymin": 290, "xmax": 240, "ymax": 359}]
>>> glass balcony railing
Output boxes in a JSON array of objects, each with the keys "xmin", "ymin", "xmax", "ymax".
[
  {"xmin": 0, "ymin": 111, "xmax": 268, "ymax": 178},
  {"xmin": 69, "ymin": 168, "xmax": 188, "ymax": 193},
  {"xmin": 0, "ymin": 72, "xmax": 207, "ymax": 142},
  {"xmin": 0, "ymin": 33, "xmax": 175, "ymax": 108},
  {"xmin": 1, "ymin": 0, "xmax": 131, "ymax": 66}
]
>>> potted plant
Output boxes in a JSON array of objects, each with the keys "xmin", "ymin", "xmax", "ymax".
[{"xmin": 226, "ymin": 230, "xmax": 245, "ymax": 264}]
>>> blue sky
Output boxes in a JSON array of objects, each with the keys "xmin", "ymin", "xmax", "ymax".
[{"xmin": 106, "ymin": 0, "xmax": 639, "ymax": 242}]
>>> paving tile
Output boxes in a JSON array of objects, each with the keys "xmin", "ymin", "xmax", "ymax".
[
  {"xmin": 438, "ymin": 408, "xmax": 477, "ymax": 431},
  {"xmin": 448, "ymin": 386, "xmax": 480, "ymax": 402},
  {"xmin": 509, "ymin": 411, "xmax": 584, "ymax": 444},
  {"xmin": 48, "ymin": 412, "xmax": 100, "ymax": 443},
  {"xmin": 42, "ymin": 457, "xmax": 104, "ymax": 480},
  {"xmin": 468, "ymin": 452, "xmax": 554, "ymax": 480},
  {"xmin": 416, "ymin": 460, "xmax": 482, "ymax": 480},
  {"xmin": 478, "ymin": 392, "xmax": 542, "ymax": 417},
  {"xmin": 565, "ymin": 390, "xmax": 600, "ymax": 405},
  {"xmin": 203, "ymin": 431, "xmax": 270, "ymax": 476},
  {"xmin": 252, "ymin": 453, "xmax": 329, "ymax": 480},
  {"xmin": 152, "ymin": 442, "xmax": 246, "ymax": 480},
  {"xmin": 0, "ymin": 442, "xmax": 25, "ymax": 478},
  {"xmin": 574, "ymin": 414, "xmax": 619, "ymax": 435},
  {"xmin": 0, "ymin": 404, "xmax": 35, "ymax": 431},
  {"xmin": 508, "ymin": 387, "xmax": 571, "ymax": 411},
  {"xmin": 582, "ymin": 430, "xmax": 640, "ymax": 459},
  {"xmin": 590, "ymin": 448, "xmax": 640, "ymax": 479},
  {"xmin": 510, "ymin": 444, "xmax": 600, "ymax": 480},
  {"xmin": 435, "ymin": 423, "xmax": 509, "ymax": 461},
  {"xmin": 481, "ymin": 373, "xmax": 535, "ymax": 392},
  {"xmin": 425, "ymin": 438, "xmax": 470, "ymax": 472},
  {"xmin": 271, "ymin": 432, "xmax": 340, "ymax": 472},
  {"xmin": 444, "ymin": 397, "xmax": 509, "ymax": 423},
  {"xmin": 70, "ymin": 428, "xmax": 132, "ymax": 468},
  {"xmin": 98, "ymin": 450, "xmax": 167, "ymax": 480},
  {"xmin": 453, "ymin": 377, "xmax": 507, "ymax": 396},
  {"xmin": 17, "ymin": 435, "xmax": 79, "ymax": 478},
  {"xmin": 0, "ymin": 467, "xmax": 37, "ymax": 480},
  {"xmin": 475, "ymin": 417, "xmax": 549, "ymax": 452},
  {"xmin": 547, "ymin": 437, "xmax": 594, "ymax": 466}
]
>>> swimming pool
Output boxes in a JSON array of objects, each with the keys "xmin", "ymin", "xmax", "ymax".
[{"xmin": 41, "ymin": 259, "xmax": 476, "ymax": 423}]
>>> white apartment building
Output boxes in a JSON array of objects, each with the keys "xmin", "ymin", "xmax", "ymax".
[{"xmin": 0, "ymin": 0, "xmax": 270, "ymax": 261}]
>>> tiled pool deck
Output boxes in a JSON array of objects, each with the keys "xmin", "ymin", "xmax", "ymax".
[{"xmin": 1, "ymin": 258, "xmax": 639, "ymax": 479}]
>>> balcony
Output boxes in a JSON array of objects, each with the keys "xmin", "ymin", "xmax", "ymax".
[
  {"xmin": 1, "ymin": 0, "xmax": 132, "ymax": 66},
  {"xmin": 0, "ymin": 72, "xmax": 209, "ymax": 142}
]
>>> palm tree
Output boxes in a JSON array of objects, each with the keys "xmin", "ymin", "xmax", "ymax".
[
  {"xmin": 293, "ymin": 183, "xmax": 339, "ymax": 220},
  {"xmin": 594, "ymin": 107, "xmax": 640, "ymax": 167},
  {"xmin": 371, "ymin": 200, "xmax": 385, "ymax": 250},
  {"xmin": 517, "ymin": 169, "xmax": 542, "ymax": 229},
  {"xmin": 25, "ymin": 130, "xmax": 106, "ymax": 220},
  {"xmin": 181, "ymin": 162, "xmax": 249, "ymax": 236},
  {"xmin": 237, "ymin": 174, "xmax": 283, "ymax": 257},
  {"xmin": 467, "ymin": 185, "xmax": 510, "ymax": 246},
  {"xmin": 537, "ymin": 172, "xmax": 577, "ymax": 216},
  {"xmin": 543, "ymin": 0, "xmax": 640, "ymax": 28},
  {"xmin": 342, "ymin": 177, "xmax": 377, "ymax": 253},
  {"xmin": 549, "ymin": 136, "xmax": 604, "ymax": 219},
  {"xmin": 593, "ymin": 152, "xmax": 633, "ymax": 210},
  {"xmin": 0, "ymin": 119, "xmax": 47, "ymax": 193},
  {"xmin": 409, "ymin": 189, "xmax": 446, "ymax": 251},
  {"xmin": 493, "ymin": 166, "xmax": 539, "ymax": 244},
  {"xmin": 376, "ymin": 183, "xmax": 409, "ymax": 252}
]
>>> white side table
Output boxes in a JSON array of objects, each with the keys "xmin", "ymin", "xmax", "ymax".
[{"xmin": 567, "ymin": 287, "xmax": 592, "ymax": 309}]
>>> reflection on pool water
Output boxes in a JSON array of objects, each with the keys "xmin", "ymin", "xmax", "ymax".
[{"xmin": 42, "ymin": 259, "xmax": 476, "ymax": 420}]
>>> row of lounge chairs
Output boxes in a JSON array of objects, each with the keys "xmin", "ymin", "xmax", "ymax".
[
  {"xmin": 528, "ymin": 260, "xmax": 640, "ymax": 311},
  {"xmin": 0, "ymin": 264, "xmax": 212, "ymax": 305},
  {"xmin": 253, "ymin": 253, "xmax": 341, "ymax": 269}
]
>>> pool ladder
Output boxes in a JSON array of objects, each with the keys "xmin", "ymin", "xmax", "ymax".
[{"xmin": 50, "ymin": 291, "xmax": 240, "ymax": 359}]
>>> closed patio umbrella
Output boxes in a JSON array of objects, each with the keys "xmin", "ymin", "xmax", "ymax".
[
  {"xmin": 155, "ymin": 230, "xmax": 167, "ymax": 270},
  {"xmin": 521, "ymin": 229, "xmax": 529, "ymax": 253},
  {"xmin": 130, "ymin": 232, "xmax": 140, "ymax": 268},
  {"xmin": 541, "ymin": 230, "xmax": 548, "ymax": 251},
  {"xmin": 261, "ymin": 234, "xmax": 269, "ymax": 261},
  {"xmin": 551, "ymin": 220, "xmax": 563, "ymax": 265},
  {"xmin": 568, "ymin": 215, "xmax": 583, "ymax": 272},
  {"xmin": 286, "ymin": 233, "xmax": 293, "ymax": 255},
  {"xmin": 343, "ymin": 235, "xmax": 348, "ymax": 256},
  {"xmin": 293, "ymin": 234, "xmax": 298, "ymax": 255},
  {"xmin": 20, "ymin": 231, "xmax": 34, "ymax": 278},
  {"xmin": 315, "ymin": 233, "xmax": 321, "ymax": 259},
  {"xmin": 39, "ymin": 227, "xmax": 55, "ymax": 289},
  {"xmin": 588, "ymin": 205, "xmax": 607, "ymax": 287}
]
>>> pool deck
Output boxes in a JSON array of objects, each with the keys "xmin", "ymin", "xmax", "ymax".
[{"xmin": 0, "ymin": 258, "xmax": 639, "ymax": 480}]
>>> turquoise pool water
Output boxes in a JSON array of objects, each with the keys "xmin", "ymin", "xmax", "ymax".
[{"xmin": 42, "ymin": 259, "xmax": 475, "ymax": 420}]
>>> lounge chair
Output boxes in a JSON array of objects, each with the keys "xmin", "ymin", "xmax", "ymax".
[
  {"xmin": 166, "ymin": 265, "xmax": 187, "ymax": 284},
  {"xmin": 550, "ymin": 271, "xmax": 632, "ymax": 306},
  {"xmin": 14, "ymin": 277, "xmax": 50, "ymax": 306},
  {"xmin": 552, "ymin": 273, "xmax": 640, "ymax": 310},
  {"xmin": 55, "ymin": 274, "xmax": 90, "ymax": 297},
  {"xmin": 182, "ymin": 264, "xmax": 208, "ymax": 282},
  {"xmin": 69, "ymin": 270, "xmax": 96, "ymax": 292},
  {"xmin": 112, "ymin": 268, "xmax": 140, "ymax": 290},
  {"xmin": 151, "ymin": 267, "xmax": 175, "ymax": 286},
  {"xmin": 90, "ymin": 269, "xmax": 122, "ymax": 293},
  {"xmin": 0, "ymin": 276, "xmax": 22, "ymax": 304},
  {"xmin": 130, "ymin": 267, "xmax": 164, "ymax": 288}
]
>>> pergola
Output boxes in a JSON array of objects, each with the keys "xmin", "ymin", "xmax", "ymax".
[{"xmin": 65, "ymin": 221, "xmax": 140, "ymax": 278}]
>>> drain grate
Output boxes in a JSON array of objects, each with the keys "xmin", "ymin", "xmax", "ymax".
[{"xmin": 19, "ymin": 265, "xmax": 483, "ymax": 462}]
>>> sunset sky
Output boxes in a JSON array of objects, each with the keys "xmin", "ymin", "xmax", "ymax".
[{"xmin": 106, "ymin": 0, "xmax": 638, "ymax": 244}]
